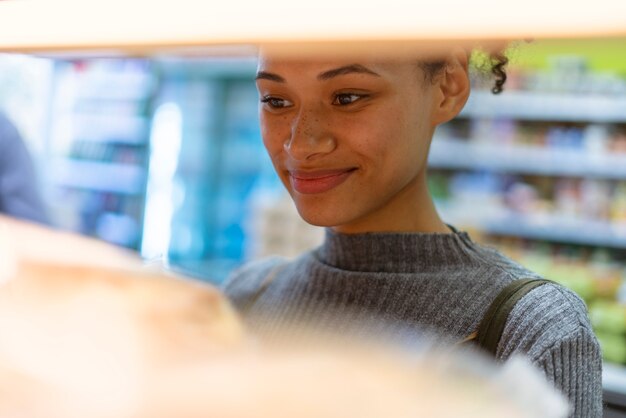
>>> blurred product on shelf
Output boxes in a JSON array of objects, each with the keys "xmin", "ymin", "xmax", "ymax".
[
  {"xmin": 0, "ymin": 111, "xmax": 49, "ymax": 225},
  {"xmin": 433, "ymin": 172, "xmax": 626, "ymax": 237},
  {"xmin": 245, "ymin": 190, "xmax": 324, "ymax": 259}
]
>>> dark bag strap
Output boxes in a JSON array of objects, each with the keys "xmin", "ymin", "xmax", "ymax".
[{"xmin": 474, "ymin": 278, "xmax": 551, "ymax": 357}]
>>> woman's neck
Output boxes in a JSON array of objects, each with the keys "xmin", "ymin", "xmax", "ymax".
[
  {"xmin": 332, "ymin": 172, "xmax": 449, "ymax": 235},
  {"xmin": 318, "ymin": 225, "xmax": 473, "ymax": 273}
]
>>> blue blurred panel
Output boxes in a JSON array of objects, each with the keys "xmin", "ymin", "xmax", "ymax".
[{"xmin": 147, "ymin": 61, "xmax": 281, "ymax": 283}]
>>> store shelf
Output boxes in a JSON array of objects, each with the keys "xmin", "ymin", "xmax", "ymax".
[
  {"xmin": 72, "ymin": 114, "xmax": 148, "ymax": 145},
  {"xmin": 482, "ymin": 217, "xmax": 626, "ymax": 248},
  {"xmin": 429, "ymin": 138, "xmax": 626, "ymax": 179},
  {"xmin": 74, "ymin": 73, "xmax": 155, "ymax": 101},
  {"xmin": 604, "ymin": 363, "xmax": 626, "ymax": 416},
  {"xmin": 440, "ymin": 205, "xmax": 626, "ymax": 248},
  {"xmin": 51, "ymin": 159, "xmax": 145, "ymax": 194},
  {"xmin": 460, "ymin": 91, "xmax": 626, "ymax": 123},
  {"xmin": 605, "ymin": 362, "xmax": 626, "ymax": 394}
]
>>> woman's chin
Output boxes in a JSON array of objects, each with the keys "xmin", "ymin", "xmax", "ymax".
[
  {"xmin": 290, "ymin": 193, "xmax": 366, "ymax": 230},
  {"xmin": 298, "ymin": 214, "xmax": 337, "ymax": 228},
  {"xmin": 295, "ymin": 206, "xmax": 345, "ymax": 229}
]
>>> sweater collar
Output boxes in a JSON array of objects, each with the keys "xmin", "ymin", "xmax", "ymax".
[{"xmin": 315, "ymin": 225, "xmax": 477, "ymax": 273}]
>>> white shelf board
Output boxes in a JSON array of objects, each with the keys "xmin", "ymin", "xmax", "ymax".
[
  {"xmin": 51, "ymin": 159, "xmax": 145, "ymax": 194},
  {"xmin": 72, "ymin": 114, "xmax": 149, "ymax": 144},
  {"xmin": 440, "ymin": 206, "xmax": 626, "ymax": 248},
  {"xmin": 460, "ymin": 91, "xmax": 626, "ymax": 123},
  {"xmin": 604, "ymin": 362, "xmax": 626, "ymax": 394},
  {"xmin": 429, "ymin": 138, "xmax": 626, "ymax": 180},
  {"xmin": 482, "ymin": 217, "xmax": 626, "ymax": 248}
]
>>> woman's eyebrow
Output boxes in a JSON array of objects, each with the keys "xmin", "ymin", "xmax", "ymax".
[
  {"xmin": 255, "ymin": 64, "xmax": 381, "ymax": 83},
  {"xmin": 255, "ymin": 71, "xmax": 285, "ymax": 82},
  {"xmin": 317, "ymin": 64, "xmax": 381, "ymax": 81}
]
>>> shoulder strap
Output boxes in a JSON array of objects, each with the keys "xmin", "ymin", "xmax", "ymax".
[{"xmin": 475, "ymin": 278, "xmax": 551, "ymax": 357}]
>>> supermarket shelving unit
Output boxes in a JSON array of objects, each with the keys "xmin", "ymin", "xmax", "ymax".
[
  {"xmin": 430, "ymin": 74, "xmax": 626, "ymax": 413},
  {"xmin": 46, "ymin": 59, "xmax": 156, "ymax": 249},
  {"xmin": 605, "ymin": 363, "xmax": 626, "ymax": 416},
  {"xmin": 461, "ymin": 90, "xmax": 626, "ymax": 123},
  {"xmin": 144, "ymin": 58, "xmax": 277, "ymax": 282},
  {"xmin": 432, "ymin": 86, "xmax": 626, "ymax": 248}
]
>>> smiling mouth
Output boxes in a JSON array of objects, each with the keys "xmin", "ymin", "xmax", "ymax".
[{"xmin": 288, "ymin": 168, "xmax": 357, "ymax": 195}]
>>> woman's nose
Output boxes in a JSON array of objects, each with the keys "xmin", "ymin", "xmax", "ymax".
[{"xmin": 284, "ymin": 106, "xmax": 336, "ymax": 161}]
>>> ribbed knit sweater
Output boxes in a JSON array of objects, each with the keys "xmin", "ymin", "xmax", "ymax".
[{"xmin": 223, "ymin": 227, "xmax": 602, "ymax": 417}]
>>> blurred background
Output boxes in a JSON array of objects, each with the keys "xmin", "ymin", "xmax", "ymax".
[{"xmin": 3, "ymin": 38, "xmax": 626, "ymax": 386}]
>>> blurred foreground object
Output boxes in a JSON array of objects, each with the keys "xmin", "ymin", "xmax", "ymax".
[
  {"xmin": 0, "ymin": 0, "xmax": 624, "ymax": 55},
  {"xmin": 0, "ymin": 216, "xmax": 567, "ymax": 417},
  {"xmin": 0, "ymin": 215, "xmax": 244, "ymax": 417}
]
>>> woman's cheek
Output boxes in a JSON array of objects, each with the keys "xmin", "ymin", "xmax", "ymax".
[
  {"xmin": 261, "ymin": 118, "xmax": 287, "ymax": 158},
  {"xmin": 348, "ymin": 124, "xmax": 392, "ymax": 161}
]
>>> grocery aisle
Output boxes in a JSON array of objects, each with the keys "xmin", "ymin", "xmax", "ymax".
[{"xmin": 2, "ymin": 38, "xmax": 626, "ymax": 412}]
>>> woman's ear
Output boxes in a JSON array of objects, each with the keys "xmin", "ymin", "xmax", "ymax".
[{"xmin": 430, "ymin": 48, "xmax": 470, "ymax": 126}]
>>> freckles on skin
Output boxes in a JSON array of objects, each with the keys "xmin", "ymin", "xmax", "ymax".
[
  {"xmin": 302, "ymin": 116, "xmax": 313, "ymax": 139},
  {"xmin": 262, "ymin": 114, "xmax": 288, "ymax": 159}
]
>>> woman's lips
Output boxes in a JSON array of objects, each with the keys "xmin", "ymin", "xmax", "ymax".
[{"xmin": 288, "ymin": 168, "xmax": 357, "ymax": 195}]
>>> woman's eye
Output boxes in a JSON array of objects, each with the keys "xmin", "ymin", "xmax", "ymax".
[
  {"xmin": 260, "ymin": 96, "xmax": 293, "ymax": 109},
  {"xmin": 332, "ymin": 93, "xmax": 364, "ymax": 106}
]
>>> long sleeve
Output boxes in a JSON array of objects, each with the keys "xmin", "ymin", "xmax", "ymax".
[{"xmin": 535, "ymin": 326, "xmax": 603, "ymax": 417}]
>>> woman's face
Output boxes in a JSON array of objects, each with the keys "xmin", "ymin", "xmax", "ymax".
[{"xmin": 256, "ymin": 57, "xmax": 446, "ymax": 233}]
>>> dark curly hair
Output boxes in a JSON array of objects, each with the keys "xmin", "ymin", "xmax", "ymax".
[
  {"xmin": 488, "ymin": 52, "xmax": 508, "ymax": 94},
  {"xmin": 420, "ymin": 51, "xmax": 509, "ymax": 94}
]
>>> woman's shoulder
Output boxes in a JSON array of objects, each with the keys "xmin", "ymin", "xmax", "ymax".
[
  {"xmin": 469, "ymin": 242, "xmax": 593, "ymax": 333},
  {"xmin": 498, "ymin": 279, "xmax": 597, "ymax": 361},
  {"xmin": 501, "ymin": 281, "xmax": 603, "ymax": 415},
  {"xmin": 460, "ymin": 240, "xmax": 597, "ymax": 359},
  {"xmin": 221, "ymin": 256, "xmax": 286, "ymax": 301},
  {"xmin": 222, "ymin": 248, "xmax": 331, "ymax": 315}
]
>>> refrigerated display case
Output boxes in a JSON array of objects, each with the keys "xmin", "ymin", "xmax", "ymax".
[
  {"xmin": 45, "ymin": 59, "xmax": 155, "ymax": 249},
  {"xmin": 141, "ymin": 58, "xmax": 286, "ymax": 282}
]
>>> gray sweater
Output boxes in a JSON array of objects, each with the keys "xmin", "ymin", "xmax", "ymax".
[{"xmin": 223, "ymin": 227, "xmax": 602, "ymax": 417}]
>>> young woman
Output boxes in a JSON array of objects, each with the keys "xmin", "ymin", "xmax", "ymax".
[{"xmin": 223, "ymin": 48, "xmax": 602, "ymax": 416}]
